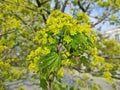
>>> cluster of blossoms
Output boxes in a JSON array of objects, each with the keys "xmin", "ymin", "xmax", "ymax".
[
  {"xmin": 91, "ymin": 47, "xmax": 113, "ymax": 82},
  {"xmin": 27, "ymin": 10, "xmax": 113, "ymax": 86},
  {"xmin": 27, "ymin": 10, "xmax": 95, "ymax": 71},
  {"xmin": 27, "ymin": 46, "xmax": 50, "ymax": 71},
  {"xmin": 0, "ymin": 59, "xmax": 10, "ymax": 71},
  {"xmin": 1, "ymin": 16, "xmax": 21, "ymax": 32}
]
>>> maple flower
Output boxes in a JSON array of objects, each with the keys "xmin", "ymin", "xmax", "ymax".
[{"xmin": 64, "ymin": 35, "xmax": 72, "ymax": 43}]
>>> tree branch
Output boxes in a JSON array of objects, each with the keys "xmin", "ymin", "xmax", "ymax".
[
  {"xmin": 36, "ymin": 0, "xmax": 47, "ymax": 24},
  {"xmin": 14, "ymin": 13, "xmax": 27, "ymax": 25},
  {"xmin": 61, "ymin": 0, "xmax": 69, "ymax": 12},
  {"xmin": 91, "ymin": 10, "xmax": 116, "ymax": 27},
  {"xmin": 85, "ymin": 1, "xmax": 91, "ymax": 12},
  {"xmin": 0, "ymin": 30, "xmax": 16, "ymax": 37},
  {"xmin": 41, "ymin": 0, "xmax": 50, "ymax": 5},
  {"xmin": 78, "ymin": 1, "xmax": 91, "ymax": 13},
  {"xmin": 54, "ymin": 0, "xmax": 59, "ymax": 10},
  {"xmin": 91, "ymin": 15, "xmax": 108, "ymax": 27},
  {"xmin": 78, "ymin": 1, "xmax": 86, "ymax": 12},
  {"xmin": 36, "ymin": 0, "xmax": 41, "ymax": 7},
  {"xmin": 103, "ymin": 56, "xmax": 120, "ymax": 59},
  {"xmin": 43, "ymin": 8, "xmax": 50, "ymax": 15}
]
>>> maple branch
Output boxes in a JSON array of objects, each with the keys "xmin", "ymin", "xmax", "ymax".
[
  {"xmin": 36, "ymin": 0, "xmax": 47, "ymax": 24},
  {"xmin": 40, "ymin": 0, "xmax": 50, "ymax": 5},
  {"xmin": 78, "ymin": 1, "xmax": 86, "ymax": 12},
  {"xmin": 103, "ymin": 56, "xmax": 120, "ymax": 59},
  {"xmin": 78, "ymin": 0, "xmax": 91, "ymax": 13},
  {"xmin": 91, "ymin": 10, "xmax": 116, "ymax": 27},
  {"xmin": 85, "ymin": 1, "xmax": 91, "ymax": 12},
  {"xmin": 14, "ymin": 14, "xmax": 27, "ymax": 25},
  {"xmin": 0, "ymin": 30, "xmax": 16, "ymax": 37},
  {"xmin": 61, "ymin": 0, "xmax": 69, "ymax": 12},
  {"xmin": 54, "ymin": 0, "xmax": 59, "ymax": 10}
]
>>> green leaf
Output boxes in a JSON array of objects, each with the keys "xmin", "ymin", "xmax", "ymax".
[
  {"xmin": 40, "ymin": 78, "xmax": 47, "ymax": 89},
  {"xmin": 80, "ymin": 56, "xmax": 89, "ymax": 66},
  {"xmin": 39, "ymin": 52, "xmax": 61, "ymax": 73},
  {"xmin": 67, "ymin": 32, "xmax": 93, "ymax": 51}
]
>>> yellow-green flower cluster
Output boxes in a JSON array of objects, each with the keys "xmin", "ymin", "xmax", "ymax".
[
  {"xmin": 93, "ymin": 47, "xmax": 98, "ymax": 55},
  {"xmin": 91, "ymin": 47, "xmax": 105, "ymax": 67},
  {"xmin": 97, "ymin": 0, "xmax": 120, "ymax": 7},
  {"xmin": 63, "ymin": 35, "xmax": 72, "ymax": 44},
  {"xmin": 46, "ymin": 10, "xmax": 95, "ymax": 48},
  {"xmin": 103, "ymin": 71, "xmax": 112, "ymax": 82},
  {"xmin": 0, "ymin": 13, "xmax": 3, "ymax": 20},
  {"xmin": 57, "ymin": 67, "xmax": 64, "ymax": 77},
  {"xmin": 0, "ymin": 59, "xmax": 10, "ymax": 71},
  {"xmin": 27, "ymin": 46, "xmax": 50, "ymax": 61},
  {"xmin": 61, "ymin": 59, "xmax": 71, "ymax": 66},
  {"xmin": 48, "ymin": 36, "xmax": 55, "ymax": 44},
  {"xmin": 61, "ymin": 50, "xmax": 71, "ymax": 66},
  {"xmin": 90, "ymin": 30, "xmax": 97, "ymax": 43},
  {"xmin": 48, "ymin": 25, "xmax": 59, "ymax": 35},
  {"xmin": 76, "ymin": 12, "xmax": 89, "ymax": 23},
  {"xmin": 34, "ymin": 30, "xmax": 48, "ymax": 44},
  {"xmin": 76, "ymin": 80, "xmax": 86, "ymax": 87},
  {"xmin": 27, "ymin": 46, "xmax": 50, "ymax": 72},
  {"xmin": 103, "ymin": 63, "xmax": 113, "ymax": 71},
  {"xmin": 2, "ymin": 16, "xmax": 20, "ymax": 32},
  {"xmin": 91, "ymin": 46, "xmax": 113, "ymax": 81},
  {"xmin": 41, "ymin": 47, "xmax": 50, "ymax": 55},
  {"xmin": 28, "ymin": 63, "xmax": 38, "ymax": 72},
  {"xmin": 27, "ymin": 10, "xmax": 98, "ymax": 83},
  {"xmin": 0, "ymin": 45, "xmax": 7, "ymax": 53},
  {"xmin": 34, "ymin": 10, "xmax": 95, "ymax": 47},
  {"xmin": 92, "ymin": 55, "xmax": 104, "ymax": 66}
]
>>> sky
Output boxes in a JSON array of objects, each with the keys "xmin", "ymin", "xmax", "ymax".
[{"xmin": 89, "ymin": 6, "xmax": 117, "ymax": 32}]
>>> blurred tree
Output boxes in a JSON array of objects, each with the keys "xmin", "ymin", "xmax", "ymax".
[{"xmin": 96, "ymin": 33, "xmax": 120, "ymax": 78}]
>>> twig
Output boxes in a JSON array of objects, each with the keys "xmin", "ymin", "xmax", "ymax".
[
  {"xmin": 61, "ymin": 0, "xmax": 69, "ymax": 12},
  {"xmin": 36, "ymin": 0, "xmax": 47, "ymax": 24},
  {"xmin": 78, "ymin": 1, "xmax": 86, "ymax": 12},
  {"xmin": 0, "ymin": 30, "xmax": 16, "ymax": 37},
  {"xmin": 54, "ymin": 0, "xmax": 59, "ymax": 10},
  {"xmin": 91, "ymin": 10, "xmax": 116, "ymax": 27}
]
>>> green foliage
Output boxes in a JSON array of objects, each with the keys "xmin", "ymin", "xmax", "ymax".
[
  {"xmin": 0, "ymin": 80, "xmax": 6, "ymax": 90},
  {"xmin": 102, "ymin": 39, "xmax": 120, "ymax": 56},
  {"xmin": 96, "ymin": 34, "xmax": 120, "ymax": 80},
  {"xmin": 91, "ymin": 83, "xmax": 101, "ymax": 90},
  {"xmin": 0, "ymin": 0, "xmax": 120, "ymax": 89},
  {"xmin": 39, "ymin": 52, "xmax": 61, "ymax": 72},
  {"xmin": 39, "ymin": 52, "xmax": 61, "ymax": 89},
  {"xmin": 27, "ymin": 10, "xmax": 96, "ymax": 89}
]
